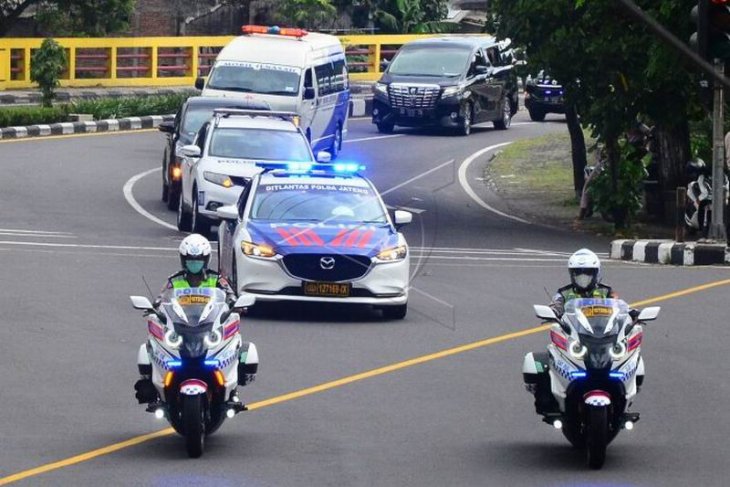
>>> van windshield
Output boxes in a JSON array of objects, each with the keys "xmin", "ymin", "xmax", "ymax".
[
  {"xmin": 388, "ymin": 47, "xmax": 472, "ymax": 77},
  {"xmin": 207, "ymin": 62, "xmax": 302, "ymax": 97}
]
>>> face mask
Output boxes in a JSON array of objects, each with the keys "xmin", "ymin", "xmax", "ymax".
[
  {"xmin": 574, "ymin": 273, "xmax": 593, "ymax": 289},
  {"xmin": 185, "ymin": 260, "xmax": 205, "ymax": 274}
]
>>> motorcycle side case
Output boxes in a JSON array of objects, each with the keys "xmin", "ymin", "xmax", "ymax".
[
  {"xmin": 522, "ymin": 351, "xmax": 550, "ymax": 391},
  {"xmin": 238, "ymin": 342, "xmax": 259, "ymax": 386}
]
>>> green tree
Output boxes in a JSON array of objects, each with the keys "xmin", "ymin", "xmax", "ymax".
[
  {"xmin": 373, "ymin": 0, "xmax": 453, "ymax": 33},
  {"xmin": 269, "ymin": 0, "xmax": 337, "ymax": 29},
  {"xmin": 30, "ymin": 38, "xmax": 67, "ymax": 107},
  {"xmin": 35, "ymin": 0, "xmax": 135, "ymax": 36}
]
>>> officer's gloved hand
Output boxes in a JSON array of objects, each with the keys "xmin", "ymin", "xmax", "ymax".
[{"xmin": 629, "ymin": 309, "xmax": 640, "ymax": 321}]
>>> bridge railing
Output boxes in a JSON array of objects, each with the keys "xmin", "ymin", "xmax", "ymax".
[{"xmin": 0, "ymin": 34, "xmax": 443, "ymax": 90}]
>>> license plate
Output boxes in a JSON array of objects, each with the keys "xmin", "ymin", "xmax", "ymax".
[
  {"xmin": 400, "ymin": 108, "xmax": 422, "ymax": 117},
  {"xmin": 303, "ymin": 282, "xmax": 352, "ymax": 297}
]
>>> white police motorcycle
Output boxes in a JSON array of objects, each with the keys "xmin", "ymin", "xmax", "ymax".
[
  {"xmin": 523, "ymin": 298, "xmax": 659, "ymax": 469},
  {"xmin": 131, "ymin": 287, "xmax": 258, "ymax": 458}
]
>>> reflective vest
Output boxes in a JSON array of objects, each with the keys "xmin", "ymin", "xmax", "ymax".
[
  {"xmin": 171, "ymin": 275, "xmax": 218, "ymax": 289},
  {"xmin": 559, "ymin": 285, "xmax": 611, "ymax": 302}
]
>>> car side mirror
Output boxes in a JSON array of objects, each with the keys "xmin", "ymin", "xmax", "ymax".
[
  {"xmin": 475, "ymin": 65, "xmax": 489, "ymax": 76},
  {"xmin": 130, "ymin": 296, "xmax": 154, "ymax": 310},
  {"xmin": 380, "ymin": 59, "xmax": 390, "ymax": 71},
  {"xmin": 394, "ymin": 210, "xmax": 412, "ymax": 228},
  {"xmin": 304, "ymin": 86, "xmax": 315, "ymax": 100},
  {"xmin": 180, "ymin": 144, "xmax": 201, "ymax": 158},
  {"xmin": 216, "ymin": 205, "xmax": 239, "ymax": 221},
  {"xmin": 316, "ymin": 151, "xmax": 332, "ymax": 163},
  {"xmin": 158, "ymin": 121, "xmax": 174, "ymax": 134},
  {"xmin": 637, "ymin": 306, "xmax": 660, "ymax": 322},
  {"xmin": 195, "ymin": 77, "xmax": 205, "ymax": 90},
  {"xmin": 534, "ymin": 304, "xmax": 558, "ymax": 322}
]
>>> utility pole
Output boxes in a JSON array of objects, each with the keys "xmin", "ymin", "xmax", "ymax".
[{"xmin": 709, "ymin": 58, "xmax": 727, "ymax": 240}]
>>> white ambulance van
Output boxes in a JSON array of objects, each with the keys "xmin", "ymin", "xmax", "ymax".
[{"xmin": 197, "ymin": 25, "xmax": 350, "ymax": 158}]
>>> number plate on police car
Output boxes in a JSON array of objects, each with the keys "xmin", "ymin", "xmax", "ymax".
[{"xmin": 303, "ymin": 282, "xmax": 352, "ymax": 297}]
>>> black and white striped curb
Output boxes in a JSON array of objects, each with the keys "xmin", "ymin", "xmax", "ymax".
[
  {"xmin": 0, "ymin": 115, "xmax": 175, "ymax": 140},
  {"xmin": 610, "ymin": 239, "xmax": 730, "ymax": 265}
]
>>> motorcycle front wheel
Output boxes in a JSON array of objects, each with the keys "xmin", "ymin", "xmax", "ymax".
[
  {"xmin": 586, "ymin": 406, "xmax": 608, "ymax": 469},
  {"xmin": 182, "ymin": 394, "xmax": 205, "ymax": 458}
]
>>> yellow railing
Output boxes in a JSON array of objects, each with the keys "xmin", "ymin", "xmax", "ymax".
[{"xmin": 0, "ymin": 34, "xmax": 445, "ymax": 90}]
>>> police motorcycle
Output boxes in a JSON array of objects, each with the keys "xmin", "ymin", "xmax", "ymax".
[
  {"xmin": 684, "ymin": 159, "xmax": 729, "ymax": 237},
  {"xmin": 131, "ymin": 287, "xmax": 259, "ymax": 458},
  {"xmin": 522, "ymin": 298, "xmax": 660, "ymax": 469}
]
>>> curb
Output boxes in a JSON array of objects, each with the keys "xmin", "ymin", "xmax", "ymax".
[
  {"xmin": 0, "ymin": 115, "xmax": 175, "ymax": 139},
  {"xmin": 610, "ymin": 239, "xmax": 729, "ymax": 266},
  {"xmin": 0, "ymin": 97, "xmax": 374, "ymax": 140}
]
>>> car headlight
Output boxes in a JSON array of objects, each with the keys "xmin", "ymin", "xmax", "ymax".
[
  {"xmin": 442, "ymin": 85, "xmax": 462, "ymax": 98},
  {"xmin": 241, "ymin": 240, "xmax": 277, "ymax": 258},
  {"xmin": 204, "ymin": 171, "xmax": 233, "ymax": 188},
  {"xmin": 374, "ymin": 82, "xmax": 388, "ymax": 95},
  {"xmin": 568, "ymin": 339, "xmax": 587, "ymax": 360},
  {"xmin": 375, "ymin": 244, "xmax": 407, "ymax": 262}
]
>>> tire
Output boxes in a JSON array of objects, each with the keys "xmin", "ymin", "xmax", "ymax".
[
  {"xmin": 167, "ymin": 183, "xmax": 180, "ymax": 211},
  {"xmin": 162, "ymin": 180, "xmax": 169, "ymax": 203},
  {"xmin": 529, "ymin": 108, "xmax": 546, "ymax": 122},
  {"xmin": 177, "ymin": 189, "xmax": 192, "ymax": 232},
  {"xmin": 510, "ymin": 94, "xmax": 518, "ymax": 116},
  {"xmin": 191, "ymin": 189, "xmax": 211, "ymax": 236},
  {"xmin": 457, "ymin": 103, "xmax": 472, "ymax": 136},
  {"xmin": 182, "ymin": 394, "xmax": 205, "ymax": 458},
  {"xmin": 586, "ymin": 406, "xmax": 608, "ymax": 469},
  {"xmin": 493, "ymin": 98, "xmax": 512, "ymax": 130},
  {"xmin": 330, "ymin": 124, "xmax": 342, "ymax": 159},
  {"xmin": 230, "ymin": 256, "xmax": 238, "ymax": 295},
  {"xmin": 377, "ymin": 122, "xmax": 394, "ymax": 134},
  {"xmin": 382, "ymin": 303, "xmax": 407, "ymax": 320}
]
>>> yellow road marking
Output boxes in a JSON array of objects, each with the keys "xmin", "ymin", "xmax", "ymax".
[
  {"xmin": 1, "ymin": 277, "xmax": 728, "ymax": 485},
  {"xmin": 0, "ymin": 129, "xmax": 158, "ymax": 144}
]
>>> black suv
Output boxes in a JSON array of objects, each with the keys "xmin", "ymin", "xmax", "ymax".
[
  {"xmin": 372, "ymin": 36, "xmax": 518, "ymax": 136},
  {"xmin": 524, "ymin": 71, "xmax": 565, "ymax": 121}
]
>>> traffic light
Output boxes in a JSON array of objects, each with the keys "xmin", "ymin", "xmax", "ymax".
[{"xmin": 691, "ymin": 0, "xmax": 730, "ymax": 60}]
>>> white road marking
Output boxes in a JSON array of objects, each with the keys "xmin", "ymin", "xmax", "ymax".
[
  {"xmin": 457, "ymin": 142, "xmax": 530, "ymax": 224},
  {"xmin": 0, "ymin": 232, "xmax": 76, "ymax": 238},
  {"xmin": 344, "ymin": 134, "xmax": 404, "ymax": 144},
  {"xmin": 122, "ymin": 168, "xmax": 178, "ymax": 231},
  {"xmin": 0, "ymin": 228, "xmax": 73, "ymax": 235},
  {"xmin": 0, "ymin": 240, "xmax": 178, "ymax": 251},
  {"xmin": 381, "ymin": 159, "xmax": 454, "ymax": 196}
]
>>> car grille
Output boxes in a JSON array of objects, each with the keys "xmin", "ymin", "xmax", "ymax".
[
  {"xmin": 388, "ymin": 84, "xmax": 440, "ymax": 109},
  {"xmin": 282, "ymin": 254, "xmax": 372, "ymax": 282}
]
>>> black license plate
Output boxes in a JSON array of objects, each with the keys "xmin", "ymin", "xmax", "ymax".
[
  {"xmin": 399, "ymin": 108, "xmax": 423, "ymax": 117},
  {"xmin": 303, "ymin": 282, "xmax": 352, "ymax": 297}
]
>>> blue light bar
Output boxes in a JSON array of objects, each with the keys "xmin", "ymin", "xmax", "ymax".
[
  {"xmin": 569, "ymin": 371, "xmax": 587, "ymax": 379},
  {"xmin": 256, "ymin": 162, "xmax": 365, "ymax": 174},
  {"xmin": 610, "ymin": 371, "xmax": 626, "ymax": 380},
  {"xmin": 166, "ymin": 359, "xmax": 182, "ymax": 368},
  {"xmin": 204, "ymin": 359, "xmax": 219, "ymax": 367}
]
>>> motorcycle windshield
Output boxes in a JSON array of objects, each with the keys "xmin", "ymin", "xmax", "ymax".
[
  {"xmin": 160, "ymin": 287, "xmax": 227, "ymax": 327},
  {"xmin": 564, "ymin": 298, "xmax": 629, "ymax": 370}
]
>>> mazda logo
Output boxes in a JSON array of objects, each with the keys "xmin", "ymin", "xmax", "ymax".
[{"xmin": 320, "ymin": 257, "xmax": 335, "ymax": 270}]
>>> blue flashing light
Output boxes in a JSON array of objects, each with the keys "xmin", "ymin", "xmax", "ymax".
[
  {"xmin": 268, "ymin": 25, "xmax": 281, "ymax": 34},
  {"xmin": 333, "ymin": 163, "xmax": 365, "ymax": 173},
  {"xmin": 166, "ymin": 359, "xmax": 182, "ymax": 368},
  {"xmin": 544, "ymin": 90, "xmax": 553, "ymax": 95},
  {"xmin": 256, "ymin": 161, "xmax": 366, "ymax": 174},
  {"xmin": 610, "ymin": 371, "xmax": 626, "ymax": 380},
  {"xmin": 569, "ymin": 371, "xmax": 587, "ymax": 380},
  {"xmin": 204, "ymin": 359, "xmax": 220, "ymax": 367}
]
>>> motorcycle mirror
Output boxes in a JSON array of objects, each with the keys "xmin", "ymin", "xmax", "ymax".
[
  {"xmin": 234, "ymin": 295, "xmax": 256, "ymax": 308},
  {"xmin": 637, "ymin": 306, "xmax": 660, "ymax": 322},
  {"xmin": 130, "ymin": 295, "xmax": 154, "ymax": 310},
  {"xmin": 533, "ymin": 304, "xmax": 558, "ymax": 322}
]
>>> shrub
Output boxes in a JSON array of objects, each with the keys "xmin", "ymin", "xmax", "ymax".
[
  {"xmin": 0, "ymin": 105, "xmax": 70, "ymax": 127},
  {"xmin": 70, "ymin": 92, "xmax": 192, "ymax": 120},
  {"xmin": 30, "ymin": 38, "xmax": 68, "ymax": 108}
]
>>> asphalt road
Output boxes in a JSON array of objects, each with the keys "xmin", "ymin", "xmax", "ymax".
[{"xmin": 1, "ymin": 113, "xmax": 729, "ymax": 486}]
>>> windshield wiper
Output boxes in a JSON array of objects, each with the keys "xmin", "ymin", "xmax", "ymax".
[{"xmin": 207, "ymin": 86, "xmax": 254, "ymax": 93}]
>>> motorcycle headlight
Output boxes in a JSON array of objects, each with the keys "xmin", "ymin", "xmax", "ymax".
[
  {"xmin": 374, "ymin": 82, "xmax": 388, "ymax": 95},
  {"xmin": 442, "ymin": 85, "xmax": 462, "ymax": 98},
  {"xmin": 609, "ymin": 341, "xmax": 627, "ymax": 360},
  {"xmin": 568, "ymin": 340, "xmax": 587, "ymax": 360},
  {"xmin": 204, "ymin": 329, "xmax": 222, "ymax": 348},
  {"xmin": 375, "ymin": 244, "xmax": 407, "ymax": 262},
  {"xmin": 204, "ymin": 171, "xmax": 233, "ymax": 188},
  {"xmin": 241, "ymin": 240, "xmax": 277, "ymax": 258},
  {"xmin": 164, "ymin": 329, "xmax": 182, "ymax": 349}
]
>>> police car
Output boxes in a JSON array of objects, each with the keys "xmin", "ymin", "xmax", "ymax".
[
  {"xmin": 215, "ymin": 163, "xmax": 412, "ymax": 319},
  {"xmin": 177, "ymin": 108, "xmax": 331, "ymax": 235}
]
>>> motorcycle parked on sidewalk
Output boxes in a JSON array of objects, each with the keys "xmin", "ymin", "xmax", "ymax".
[
  {"xmin": 131, "ymin": 287, "xmax": 258, "ymax": 458},
  {"xmin": 522, "ymin": 298, "xmax": 660, "ymax": 469},
  {"xmin": 685, "ymin": 159, "xmax": 729, "ymax": 237}
]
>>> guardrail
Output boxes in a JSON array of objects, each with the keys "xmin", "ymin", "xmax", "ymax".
[{"xmin": 0, "ymin": 34, "xmax": 444, "ymax": 90}]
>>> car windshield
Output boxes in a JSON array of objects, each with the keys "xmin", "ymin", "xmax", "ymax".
[
  {"xmin": 563, "ymin": 298, "xmax": 629, "ymax": 338},
  {"xmin": 209, "ymin": 128, "xmax": 312, "ymax": 161},
  {"xmin": 250, "ymin": 182, "xmax": 388, "ymax": 223},
  {"xmin": 160, "ymin": 287, "xmax": 227, "ymax": 326},
  {"xmin": 388, "ymin": 47, "xmax": 472, "ymax": 77},
  {"xmin": 207, "ymin": 62, "xmax": 301, "ymax": 97}
]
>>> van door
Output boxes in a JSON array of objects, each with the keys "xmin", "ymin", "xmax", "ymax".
[
  {"xmin": 484, "ymin": 46, "xmax": 509, "ymax": 119},
  {"xmin": 300, "ymin": 68, "xmax": 317, "ymax": 145},
  {"xmin": 466, "ymin": 49, "xmax": 494, "ymax": 123}
]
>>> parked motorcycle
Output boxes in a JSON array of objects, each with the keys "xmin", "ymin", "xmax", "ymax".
[
  {"xmin": 522, "ymin": 298, "xmax": 659, "ymax": 469},
  {"xmin": 131, "ymin": 287, "xmax": 258, "ymax": 458},
  {"xmin": 685, "ymin": 159, "xmax": 729, "ymax": 237}
]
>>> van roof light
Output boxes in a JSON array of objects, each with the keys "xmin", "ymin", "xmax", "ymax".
[{"xmin": 241, "ymin": 25, "xmax": 308, "ymax": 38}]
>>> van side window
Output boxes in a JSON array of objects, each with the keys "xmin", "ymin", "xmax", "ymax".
[
  {"xmin": 468, "ymin": 50, "xmax": 488, "ymax": 77},
  {"xmin": 485, "ymin": 47, "xmax": 500, "ymax": 67},
  {"xmin": 332, "ymin": 59, "xmax": 348, "ymax": 92},
  {"xmin": 315, "ymin": 63, "xmax": 333, "ymax": 96},
  {"xmin": 304, "ymin": 68, "xmax": 313, "ymax": 89}
]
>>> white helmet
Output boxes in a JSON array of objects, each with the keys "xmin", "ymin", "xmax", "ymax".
[
  {"xmin": 568, "ymin": 248, "xmax": 601, "ymax": 292},
  {"xmin": 179, "ymin": 234, "xmax": 212, "ymax": 275}
]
